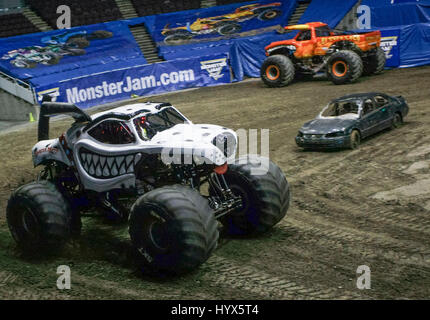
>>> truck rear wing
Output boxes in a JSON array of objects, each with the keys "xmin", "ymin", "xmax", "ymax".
[{"xmin": 38, "ymin": 99, "xmax": 91, "ymax": 141}]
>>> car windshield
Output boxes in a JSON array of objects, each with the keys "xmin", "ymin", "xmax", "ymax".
[
  {"xmin": 320, "ymin": 99, "xmax": 361, "ymax": 119},
  {"xmin": 133, "ymin": 107, "xmax": 187, "ymax": 140}
]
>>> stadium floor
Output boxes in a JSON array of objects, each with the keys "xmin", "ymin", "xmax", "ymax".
[{"xmin": 0, "ymin": 67, "xmax": 429, "ymax": 299}]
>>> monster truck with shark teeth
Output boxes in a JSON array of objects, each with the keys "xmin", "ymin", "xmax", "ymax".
[{"xmin": 6, "ymin": 100, "xmax": 290, "ymax": 275}]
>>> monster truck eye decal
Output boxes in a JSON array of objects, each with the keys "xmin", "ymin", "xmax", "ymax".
[{"xmin": 79, "ymin": 149, "xmax": 141, "ymax": 179}]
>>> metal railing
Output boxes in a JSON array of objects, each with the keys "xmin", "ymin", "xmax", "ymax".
[{"xmin": 0, "ymin": 70, "xmax": 36, "ymax": 104}]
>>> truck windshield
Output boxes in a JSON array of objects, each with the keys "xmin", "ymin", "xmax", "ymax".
[
  {"xmin": 133, "ymin": 107, "xmax": 187, "ymax": 140},
  {"xmin": 320, "ymin": 100, "xmax": 361, "ymax": 119}
]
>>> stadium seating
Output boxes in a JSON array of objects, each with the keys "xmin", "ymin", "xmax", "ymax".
[
  {"xmin": 216, "ymin": 0, "xmax": 249, "ymax": 5},
  {"xmin": 0, "ymin": 13, "xmax": 39, "ymax": 38},
  {"xmin": 27, "ymin": 0, "xmax": 122, "ymax": 28},
  {"xmin": 130, "ymin": 0, "xmax": 201, "ymax": 17}
]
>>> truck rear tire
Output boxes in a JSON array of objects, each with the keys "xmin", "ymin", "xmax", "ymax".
[
  {"xmin": 129, "ymin": 185, "xmax": 218, "ymax": 275},
  {"xmin": 217, "ymin": 22, "xmax": 241, "ymax": 35},
  {"xmin": 6, "ymin": 180, "xmax": 72, "ymax": 250},
  {"xmin": 215, "ymin": 155, "xmax": 290, "ymax": 235},
  {"xmin": 363, "ymin": 47, "xmax": 386, "ymax": 75},
  {"xmin": 261, "ymin": 55, "xmax": 295, "ymax": 87},
  {"xmin": 164, "ymin": 33, "xmax": 192, "ymax": 45},
  {"xmin": 327, "ymin": 50, "xmax": 363, "ymax": 85}
]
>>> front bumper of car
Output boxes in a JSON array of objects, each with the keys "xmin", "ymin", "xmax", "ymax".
[{"xmin": 295, "ymin": 133, "xmax": 350, "ymax": 149}]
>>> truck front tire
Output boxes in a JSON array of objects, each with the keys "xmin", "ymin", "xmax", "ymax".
[
  {"xmin": 327, "ymin": 50, "xmax": 363, "ymax": 85},
  {"xmin": 7, "ymin": 180, "xmax": 72, "ymax": 250},
  {"xmin": 261, "ymin": 55, "xmax": 295, "ymax": 87},
  {"xmin": 129, "ymin": 185, "xmax": 218, "ymax": 275},
  {"xmin": 215, "ymin": 155, "xmax": 290, "ymax": 235}
]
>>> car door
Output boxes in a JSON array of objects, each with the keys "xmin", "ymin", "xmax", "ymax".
[
  {"xmin": 359, "ymin": 98, "xmax": 379, "ymax": 137},
  {"xmin": 373, "ymin": 95, "xmax": 392, "ymax": 130}
]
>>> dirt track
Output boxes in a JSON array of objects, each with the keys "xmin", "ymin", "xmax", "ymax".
[{"xmin": 0, "ymin": 67, "xmax": 429, "ymax": 299}]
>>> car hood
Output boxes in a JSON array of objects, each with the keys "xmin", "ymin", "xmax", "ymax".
[{"xmin": 300, "ymin": 118, "xmax": 355, "ymax": 134}]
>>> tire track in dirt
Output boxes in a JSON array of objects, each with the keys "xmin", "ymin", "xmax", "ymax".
[
  {"xmin": 202, "ymin": 255, "xmax": 364, "ymax": 300},
  {"xmin": 281, "ymin": 216, "xmax": 430, "ymax": 267}
]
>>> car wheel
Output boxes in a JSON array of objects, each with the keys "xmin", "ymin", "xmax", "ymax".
[
  {"xmin": 391, "ymin": 112, "xmax": 403, "ymax": 129},
  {"xmin": 349, "ymin": 130, "xmax": 361, "ymax": 150}
]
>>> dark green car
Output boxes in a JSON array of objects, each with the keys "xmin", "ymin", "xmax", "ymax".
[{"xmin": 296, "ymin": 93, "xmax": 409, "ymax": 150}]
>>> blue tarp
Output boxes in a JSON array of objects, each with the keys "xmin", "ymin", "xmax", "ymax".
[
  {"xmin": 368, "ymin": 2, "xmax": 430, "ymax": 28},
  {"xmin": 361, "ymin": 0, "xmax": 427, "ymax": 7},
  {"xmin": 0, "ymin": 21, "xmax": 145, "ymax": 80},
  {"xmin": 298, "ymin": 0, "xmax": 358, "ymax": 28},
  {"xmin": 398, "ymin": 22, "xmax": 430, "ymax": 67}
]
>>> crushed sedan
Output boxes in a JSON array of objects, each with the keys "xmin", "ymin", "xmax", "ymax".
[{"xmin": 295, "ymin": 92, "xmax": 409, "ymax": 150}]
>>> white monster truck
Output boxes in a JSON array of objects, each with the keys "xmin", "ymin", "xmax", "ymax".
[{"xmin": 7, "ymin": 100, "xmax": 290, "ymax": 275}]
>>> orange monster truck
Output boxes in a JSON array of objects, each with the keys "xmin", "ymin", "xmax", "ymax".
[
  {"xmin": 162, "ymin": 3, "xmax": 281, "ymax": 45},
  {"xmin": 260, "ymin": 22, "xmax": 386, "ymax": 87}
]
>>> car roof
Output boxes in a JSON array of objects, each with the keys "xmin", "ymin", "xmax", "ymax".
[
  {"xmin": 332, "ymin": 92, "xmax": 387, "ymax": 102},
  {"xmin": 91, "ymin": 102, "xmax": 171, "ymax": 121}
]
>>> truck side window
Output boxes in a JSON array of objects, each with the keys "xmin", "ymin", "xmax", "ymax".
[
  {"xmin": 89, "ymin": 120, "xmax": 135, "ymax": 145},
  {"xmin": 315, "ymin": 26, "xmax": 331, "ymax": 37},
  {"xmin": 297, "ymin": 30, "xmax": 311, "ymax": 41}
]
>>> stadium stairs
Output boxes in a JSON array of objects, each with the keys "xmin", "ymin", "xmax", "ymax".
[
  {"xmin": 130, "ymin": 24, "xmax": 164, "ymax": 63},
  {"xmin": 288, "ymin": 0, "xmax": 311, "ymax": 26},
  {"xmin": 115, "ymin": 0, "xmax": 138, "ymax": 19},
  {"xmin": 22, "ymin": 7, "xmax": 52, "ymax": 32},
  {"xmin": 201, "ymin": 0, "xmax": 217, "ymax": 8},
  {"xmin": 115, "ymin": 0, "xmax": 162, "ymax": 63}
]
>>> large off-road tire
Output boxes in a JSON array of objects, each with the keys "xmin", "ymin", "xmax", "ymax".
[
  {"xmin": 6, "ymin": 180, "xmax": 72, "ymax": 250},
  {"xmin": 363, "ymin": 47, "xmax": 386, "ymax": 76},
  {"xmin": 164, "ymin": 33, "xmax": 193, "ymax": 45},
  {"xmin": 88, "ymin": 30, "xmax": 113, "ymax": 39},
  {"xmin": 65, "ymin": 48, "xmax": 86, "ymax": 56},
  {"xmin": 257, "ymin": 9, "xmax": 281, "ymax": 21},
  {"xmin": 349, "ymin": 130, "xmax": 361, "ymax": 150},
  {"xmin": 215, "ymin": 155, "xmax": 290, "ymax": 235},
  {"xmin": 129, "ymin": 185, "xmax": 218, "ymax": 275},
  {"xmin": 217, "ymin": 22, "xmax": 241, "ymax": 35},
  {"xmin": 327, "ymin": 50, "xmax": 363, "ymax": 85},
  {"xmin": 66, "ymin": 36, "xmax": 90, "ymax": 48},
  {"xmin": 40, "ymin": 53, "xmax": 61, "ymax": 65},
  {"xmin": 261, "ymin": 55, "xmax": 295, "ymax": 87},
  {"xmin": 11, "ymin": 59, "xmax": 36, "ymax": 68}
]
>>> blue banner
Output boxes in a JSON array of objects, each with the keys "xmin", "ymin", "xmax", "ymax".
[
  {"xmin": 380, "ymin": 28, "xmax": 401, "ymax": 68},
  {"xmin": 0, "ymin": 21, "xmax": 145, "ymax": 80},
  {"xmin": 153, "ymin": 0, "xmax": 297, "ymax": 46},
  {"xmin": 32, "ymin": 54, "xmax": 231, "ymax": 109}
]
